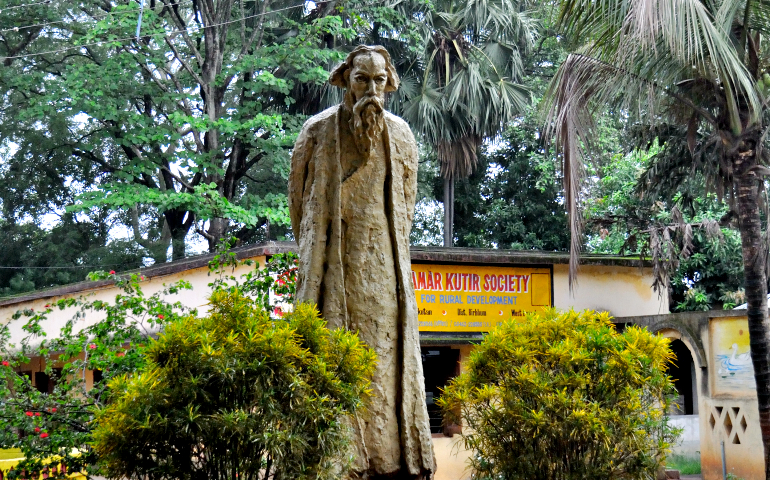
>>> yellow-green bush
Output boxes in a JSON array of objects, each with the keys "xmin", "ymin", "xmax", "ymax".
[
  {"xmin": 438, "ymin": 309, "xmax": 679, "ymax": 480},
  {"xmin": 91, "ymin": 290, "xmax": 376, "ymax": 480}
]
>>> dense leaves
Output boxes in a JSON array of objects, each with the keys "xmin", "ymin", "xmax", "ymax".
[
  {"xmin": 0, "ymin": 214, "xmax": 145, "ymax": 296},
  {"xmin": 0, "ymin": 272, "xmax": 191, "ymax": 478},
  {"xmin": 0, "ymin": 252, "xmax": 319, "ymax": 479},
  {"xmin": 92, "ymin": 292, "xmax": 375, "ymax": 480},
  {"xmin": 439, "ymin": 309, "xmax": 679, "ymax": 480},
  {"xmin": 449, "ymin": 103, "xmax": 570, "ymax": 250}
]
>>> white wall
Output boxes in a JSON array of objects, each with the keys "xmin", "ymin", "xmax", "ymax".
[
  {"xmin": 669, "ymin": 415, "xmax": 701, "ymax": 457},
  {"xmin": 553, "ymin": 264, "xmax": 669, "ymax": 316}
]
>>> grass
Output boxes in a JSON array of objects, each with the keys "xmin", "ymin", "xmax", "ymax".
[{"xmin": 666, "ymin": 454, "xmax": 701, "ymax": 475}]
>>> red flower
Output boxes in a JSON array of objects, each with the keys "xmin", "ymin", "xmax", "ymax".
[
  {"xmin": 34, "ymin": 427, "xmax": 40, "ymax": 433},
  {"xmin": 109, "ymin": 270, "xmax": 116, "ymax": 275},
  {"xmin": 116, "ymin": 352, "xmax": 125, "ymax": 357},
  {"xmin": 50, "ymin": 407, "xmax": 57, "ymax": 413},
  {"xmin": 1, "ymin": 361, "xmax": 9, "ymax": 367},
  {"xmin": 140, "ymin": 275, "xmax": 145, "ymax": 280},
  {"xmin": 157, "ymin": 314, "xmax": 165, "ymax": 319},
  {"xmin": 40, "ymin": 432, "xmax": 49, "ymax": 439},
  {"xmin": 44, "ymin": 304, "xmax": 50, "ymax": 308},
  {"xmin": 273, "ymin": 307, "xmax": 283, "ymax": 317},
  {"xmin": 35, "ymin": 412, "xmax": 41, "ymax": 416},
  {"xmin": 88, "ymin": 343, "xmax": 96, "ymax": 350},
  {"xmin": 25, "ymin": 411, "xmax": 33, "ymax": 417},
  {"xmin": 276, "ymin": 279, "xmax": 285, "ymax": 286}
]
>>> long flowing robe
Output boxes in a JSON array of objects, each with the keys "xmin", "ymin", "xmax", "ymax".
[{"xmin": 288, "ymin": 105, "xmax": 434, "ymax": 478}]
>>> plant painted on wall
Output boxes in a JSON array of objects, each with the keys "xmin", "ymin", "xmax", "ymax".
[{"xmin": 438, "ymin": 308, "xmax": 680, "ymax": 480}]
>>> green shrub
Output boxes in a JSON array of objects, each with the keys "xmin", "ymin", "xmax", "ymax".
[
  {"xmin": 438, "ymin": 309, "xmax": 680, "ymax": 480},
  {"xmin": 91, "ymin": 290, "xmax": 376, "ymax": 480}
]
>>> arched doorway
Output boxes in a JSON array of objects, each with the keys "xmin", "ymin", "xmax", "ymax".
[{"xmin": 668, "ymin": 339, "xmax": 698, "ymax": 415}]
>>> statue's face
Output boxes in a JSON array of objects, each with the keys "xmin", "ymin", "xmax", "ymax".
[{"xmin": 348, "ymin": 52, "xmax": 388, "ymax": 103}]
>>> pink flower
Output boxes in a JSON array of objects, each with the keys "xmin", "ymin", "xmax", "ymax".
[
  {"xmin": 35, "ymin": 412, "xmax": 41, "ymax": 417},
  {"xmin": 1, "ymin": 361, "xmax": 9, "ymax": 367},
  {"xmin": 116, "ymin": 352, "xmax": 125, "ymax": 357},
  {"xmin": 157, "ymin": 314, "xmax": 165, "ymax": 319},
  {"xmin": 140, "ymin": 275, "xmax": 145, "ymax": 280},
  {"xmin": 88, "ymin": 344, "xmax": 96, "ymax": 350},
  {"xmin": 273, "ymin": 307, "xmax": 283, "ymax": 317},
  {"xmin": 276, "ymin": 279, "xmax": 285, "ymax": 286},
  {"xmin": 109, "ymin": 270, "xmax": 116, "ymax": 275},
  {"xmin": 40, "ymin": 432, "xmax": 49, "ymax": 439}
]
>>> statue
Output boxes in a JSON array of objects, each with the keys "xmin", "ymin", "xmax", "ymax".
[{"xmin": 288, "ymin": 45, "xmax": 435, "ymax": 480}]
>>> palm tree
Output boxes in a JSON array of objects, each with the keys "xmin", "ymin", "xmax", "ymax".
[
  {"xmin": 544, "ymin": 0, "xmax": 770, "ymax": 474},
  {"xmin": 399, "ymin": 0, "xmax": 534, "ymax": 246}
]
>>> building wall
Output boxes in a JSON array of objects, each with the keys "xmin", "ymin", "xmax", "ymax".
[
  {"xmin": 0, "ymin": 261, "xmax": 262, "ymax": 347},
  {"xmin": 552, "ymin": 264, "xmax": 668, "ymax": 316},
  {"xmin": 669, "ymin": 415, "xmax": 700, "ymax": 456},
  {"xmin": 625, "ymin": 310, "xmax": 767, "ymax": 480}
]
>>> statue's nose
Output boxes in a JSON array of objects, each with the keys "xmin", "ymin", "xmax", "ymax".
[{"xmin": 367, "ymin": 81, "xmax": 377, "ymax": 95}]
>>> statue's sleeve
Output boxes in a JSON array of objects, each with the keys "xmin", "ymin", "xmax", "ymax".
[
  {"xmin": 404, "ymin": 129, "xmax": 419, "ymax": 226},
  {"xmin": 288, "ymin": 122, "xmax": 314, "ymax": 242}
]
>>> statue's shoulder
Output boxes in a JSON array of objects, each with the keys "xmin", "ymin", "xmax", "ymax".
[
  {"xmin": 301, "ymin": 105, "xmax": 339, "ymax": 136},
  {"xmin": 385, "ymin": 110, "xmax": 414, "ymax": 141}
]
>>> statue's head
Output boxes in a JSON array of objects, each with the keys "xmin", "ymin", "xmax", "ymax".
[
  {"xmin": 329, "ymin": 45, "xmax": 400, "ymax": 101},
  {"xmin": 329, "ymin": 46, "xmax": 399, "ymax": 156}
]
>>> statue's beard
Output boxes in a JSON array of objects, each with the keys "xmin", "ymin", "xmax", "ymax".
[{"xmin": 350, "ymin": 94, "xmax": 384, "ymax": 157}]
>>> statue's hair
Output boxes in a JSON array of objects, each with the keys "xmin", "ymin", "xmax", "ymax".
[{"xmin": 329, "ymin": 45, "xmax": 399, "ymax": 92}]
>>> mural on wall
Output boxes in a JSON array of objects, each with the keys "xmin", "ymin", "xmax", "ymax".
[{"xmin": 712, "ymin": 317, "xmax": 756, "ymax": 392}]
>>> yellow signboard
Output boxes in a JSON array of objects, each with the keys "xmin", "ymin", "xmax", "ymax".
[{"xmin": 411, "ymin": 264, "xmax": 552, "ymax": 332}]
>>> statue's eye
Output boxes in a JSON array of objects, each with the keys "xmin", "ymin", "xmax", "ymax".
[{"xmin": 375, "ymin": 77, "xmax": 386, "ymax": 84}]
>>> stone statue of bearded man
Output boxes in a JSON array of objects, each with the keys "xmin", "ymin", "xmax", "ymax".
[{"xmin": 288, "ymin": 45, "xmax": 435, "ymax": 480}]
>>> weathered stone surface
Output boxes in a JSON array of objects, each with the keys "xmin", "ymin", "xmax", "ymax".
[{"xmin": 288, "ymin": 45, "xmax": 435, "ymax": 479}]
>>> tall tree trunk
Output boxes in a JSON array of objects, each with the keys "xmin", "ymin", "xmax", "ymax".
[
  {"xmin": 207, "ymin": 217, "xmax": 230, "ymax": 252},
  {"xmin": 171, "ymin": 230, "xmax": 187, "ymax": 261},
  {"xmin": 733, "ymin": 144, "xmax": 770, "ymax": 478},
  {"xmin": 164, "ymin": 209, "xmax": 192, "ymax": 262},
  {"xmin": 443, "ymin": 175, "xmax": 454, "ymax": 247}
]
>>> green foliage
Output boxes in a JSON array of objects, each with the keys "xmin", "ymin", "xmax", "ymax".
[
  {"xmin": 671, "ymin": 226, "xmax": 744, "ymax": 311},
  {"xmin": 584, "ymin": 147, "xmax": 746, "ymax": 311},
  {"xmin": 438, "ymin": 309, "xmax": 680, "ymax": 480},
  {"xmin": 0, "ymin": 215, "xmax": 146, "ymax": 297},
  {"xmin": 0, "ymin": 273, "xmax": 192, "ymax": 478},
  {"xmin": 0, "ymin": 0, "xmax": 367, "ymax": 261},
  {"xmin": 674, "ymin": 287, "xmax": 712, "ymax": 312},
  {"xmin": 450, "ymin": 101, "xmax": 570, "ymax": 251},
  {"xmin": 208, "ymin": 246, "xmax": 298, "ymax": 314},
  {"xmin": 91, "ymin": 292, "xmax": 376, "ymax": 480},
  {"xmin": 0, "ymin": 248, "xmax": 309, "ymax": 479}
]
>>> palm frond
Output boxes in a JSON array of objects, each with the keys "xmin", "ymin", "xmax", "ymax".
[{"xmin": 546, "ymin": 0, "xmax": 764, "ymax": 289}]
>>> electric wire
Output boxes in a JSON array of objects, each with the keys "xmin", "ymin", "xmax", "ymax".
[
  {"xmin": 0, "ymin": 264, "xmax": 127, "ymax": 269},
  {"xmin": 2, "ymin": 2, "xmax": 307, "ymax": 60},
  {"xmin": 0, "ymin": 0, "xmax": 53, "ymax": 12},
  {"xmin": 0, "ymin": 0, "xmax": 193, "ymax": 34}
]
